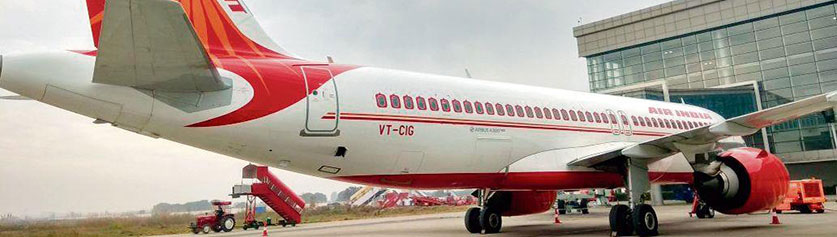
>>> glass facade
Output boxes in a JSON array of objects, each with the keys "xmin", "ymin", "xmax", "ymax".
[{"xmin": 587, "ymin": 3, "xmax": 837, "ymax": 155}]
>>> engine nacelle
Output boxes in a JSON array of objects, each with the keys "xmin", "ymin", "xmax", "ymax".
[
  {"xmin": 694, "ymin": 147, "xmax": 789, "ymax": 214},
  {"xmin": 486, "ymin": 191, "xmax": 557, "ymax": 216}
]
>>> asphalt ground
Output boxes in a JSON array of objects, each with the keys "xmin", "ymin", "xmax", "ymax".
[{"xmin": 164, "ymin": 201, "xmax": 837, "ymax": 236}]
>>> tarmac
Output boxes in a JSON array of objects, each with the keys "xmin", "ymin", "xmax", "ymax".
[{"xmin": 165, "ymin": 201, "xmax": 837, "ymax": 236}]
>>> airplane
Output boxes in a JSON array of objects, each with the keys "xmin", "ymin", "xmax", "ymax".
[{"xmin": 1, "ymin": 0, "xmax": 834, "ymax": 235}]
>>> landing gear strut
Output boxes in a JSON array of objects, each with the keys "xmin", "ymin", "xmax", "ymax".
[
  {"xmin": 609, "ymin": 159, "xmax": 659, "ymax": 236},
  {"xmin": 464, "ymin": 189, "xmax": 503, "ymax": 234}
]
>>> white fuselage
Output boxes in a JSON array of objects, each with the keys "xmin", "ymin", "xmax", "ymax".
[{"xmin": 0, "ymin": 51, "xmax": 730, "ymax": 189}]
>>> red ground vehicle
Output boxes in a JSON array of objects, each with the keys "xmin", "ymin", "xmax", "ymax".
[
  {"xmin": 190, "ymin": 201, "xmax": 236, "ymax": 234},
  {"xmin": 775, "ymin": 179, "xmax": 827, "ymax": 214}
]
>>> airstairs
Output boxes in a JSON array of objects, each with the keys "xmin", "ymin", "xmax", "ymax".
[{"xmin": 232, "ymin": 164, "xmax": 306, "ymax": 225}]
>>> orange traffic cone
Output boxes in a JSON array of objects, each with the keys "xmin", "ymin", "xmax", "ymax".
[
  {"xmin": 554, "ymin": 208, "xmax": 561, "ymax": 224},
  {"xmin": 770, "ymin": 210, "xmax": 780, "ymax": 225},
  {"xmin": 262, "ymin": 221, "xmax": 269, "ymax": 236}
]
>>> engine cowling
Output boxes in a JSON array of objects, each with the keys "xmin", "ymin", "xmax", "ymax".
[
  {"xmin": 694, "ymin": 147, "xmax": 789, "ymax": 214},
  {"xmin": 486, "ymin": 191, "xmax": 557, "ymax": 216}
]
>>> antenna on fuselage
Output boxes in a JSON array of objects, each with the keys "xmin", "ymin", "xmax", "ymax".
[
  {"xmin": 680, "ymin": 98, "xmax": 686, "ymax": 104},
  {"xmin": 327, "ymin": 56, "xmax": 334, "ymax": 64},
  {"xmin": 465, "ymin": 68, "xmax": 472, "ymax": 78}
]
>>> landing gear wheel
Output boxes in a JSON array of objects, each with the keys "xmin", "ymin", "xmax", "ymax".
[
  {"xmin": 464, "ymin": 207, "xmax": 482, "ymax": 233},
  {"xmin": 221, "ymin": 216, "xmax": 235, "ymax": 232},
  {"xmin": 201, "ymin": 225, "xmax": 211, "ymax": 234},
  {"xmin": 480, "ymin": 208, "xmax": 502, "ymax": 234},
  {"xmin": 817, "ymin": 209, "xmax": 825, "ymax": 213},
  {"xmin": 696, "ymin": 203, "xmax": 714, "ymax": 219},
  {"xmin": 632, "ymin": 204, "xmax": 659, "ymax": 236},
  {"xmin": 609, "ymin": 204, "xmax": 633, "ymax": 236}
]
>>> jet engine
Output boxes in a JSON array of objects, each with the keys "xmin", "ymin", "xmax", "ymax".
[{"xmin": 693, "ymin": 147, "xmax": 789, "ymax": 214}]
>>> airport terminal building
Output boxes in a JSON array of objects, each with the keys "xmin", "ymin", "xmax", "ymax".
[{"xmin": 574, "ymin": 0, "xmax": 837, "ymax": 190}]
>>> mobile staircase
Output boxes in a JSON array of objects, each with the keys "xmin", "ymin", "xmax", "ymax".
[{"xmin": 232, "ymin": 164, "xmax": 306, "ymax": 226}]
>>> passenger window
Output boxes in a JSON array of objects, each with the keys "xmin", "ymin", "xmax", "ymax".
[
  {"xmin": 428, "ymin": 98, "xmax": 439, "ymax": 111},
  {"xmin": 631, "ymin": 116, "xmax": 639, "ymax": 126},
  {"xmin": 639, "ymin": 117, "xmax": 646, "ymax": 127},
  {"xmin": 585, "ymin": 112, "xmax": 594, "ymax": 122},
  {"xmin": 463, "ymin": 101, "xmax": 473, "ymax": 113},
  {"xmin": 543, "ymin": 108, "xmax": 552, "ymax": 119},
  {"xmin": 496, "ymin": 104, "xmax": 505, "ymax": 116},
  {"xmin": 621, "ymin": 115, "xmax": 629, "ymax": 125},
  {"xmin": 601, "ymin": 113, "xmax": 609, "ymax": 123},
  {"xmin": 506, "ymin": 104, "xmax": 515, "ymax": 117},
  {"xmin": 534, "ymin": 107, "xmax": 543, "ymax": 118},
  {"xmin": 416, "ymin": 96, "xmax": 427, "ymax": 110},
  {"xmin": 594, "ymin": 113, "xmax": 602, "ymax": 123},
  {"xmin": 485, "ymin": 103, "xmax": 495, "ymax": 115},
  {"xmin": 552, "ymin": 109, "xmax": 561, "ymax": 120},
  {"xmin": 375, "ymin": 93, "xmax": 387, "ymax": 108},
  {"xmin": 609, "ymin": 114, "xmax": 618, "ymax": 124},
  {"xmin": 524, "ymin": 106, "xmax": 534, "ymax": 118},
  {"xmin": 561, "ymin": 109, "xmax": 570, "ymax": 120},
  {"xmin": 515, "ymin": 105, "xmax": 524, "ymax": 117},
  {"xmin": 452, "ymin": 100, "xmax": 462, "ymax": 113},
  {"xmin": 570, "ymin": 110, "xmax": 578, "ymax": 121},
  {"xmin": 403, "ymin": 95, "xmax": 414, "ymax": 109},
  {"xmin": 441, "ymin": 99, "xmax": 451, "ymax": 112},
  {"xmin": 390, "ymin": 95, "xmax": 401, "ymax": 108},
  {"xmin": 474, "ymin": 101, "xmax": 483, "ymax": 114},
  {"xmin": 577, "ymin": 111, "xmax": 585, "ymax": 122}
]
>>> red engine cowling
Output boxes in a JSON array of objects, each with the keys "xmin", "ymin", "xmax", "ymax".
[
  {"xmin": 694, "ymin": 147, "xmax": 789, "ymax": 214},
  {"xmin": 487, "ymin": 191, "xmax": 556, "ymax": 216}
]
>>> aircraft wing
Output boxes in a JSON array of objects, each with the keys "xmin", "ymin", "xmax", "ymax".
[
  {"xmin": 93, "ymin": 0, "xmax": 229, "ymax": 92},
  {"xmin": 570, "ymin": 91, "xmax": 837, "ymax": 167}
]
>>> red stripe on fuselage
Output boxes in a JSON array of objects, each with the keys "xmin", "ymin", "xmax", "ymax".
[
  {"xmin": 333, "ymin": 171, "xmax": 693, "ymax": 190},
  {"xmin": 324, "ymin": 112, "xmax": 671, "ymax": 137}
]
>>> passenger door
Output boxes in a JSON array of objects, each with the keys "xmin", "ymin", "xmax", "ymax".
[{"xmin": 299, "ymin": 66, "xmax": 339, "ymax": 136}]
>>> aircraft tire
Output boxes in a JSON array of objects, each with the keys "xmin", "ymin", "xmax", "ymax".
[
  {"xmin": 480, "ymin": 207, "xmax": 502, "ymax": 234},
  {"xmin": 609, "ymin": 204, "xmax": 633, "ymax": 236},
  {"xmin": 632, "ymin": 204, "xmax": 659, "ymax": 236},
  {"xmin": 464, "ymin": 207, "xmax": 482, "ymax": 233}
]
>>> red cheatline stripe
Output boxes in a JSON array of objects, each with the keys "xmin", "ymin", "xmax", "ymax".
[{"xmin": 321, "ymin": 112, "xmax": 669, "ymax": 137}]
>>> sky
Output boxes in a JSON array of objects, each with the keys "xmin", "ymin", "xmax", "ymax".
[{"xmin": 0, "ymin": 0, "xmax": 669, "ymax": 217}]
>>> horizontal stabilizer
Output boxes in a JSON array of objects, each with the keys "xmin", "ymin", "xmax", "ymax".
[{"xmin": 93, "ymin": 0, "xmax": 229, "ymax": 92}]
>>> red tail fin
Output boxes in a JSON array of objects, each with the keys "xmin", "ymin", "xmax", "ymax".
[
  {"xmin": 85, "ymin": 0, "xmax": 293, "ymax": 59},
  {"xmin": 85, "ymin": 0, "xmax": 105, "ymax": 48}
]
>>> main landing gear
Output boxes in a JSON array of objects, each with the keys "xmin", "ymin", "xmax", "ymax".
[
  {"xmin": 465, "ymin": 189, "xmax": 503, "ymax": 234},
  {"xmin": 609, "ymin": 159, "xmax": 659, "ymax": 236}
]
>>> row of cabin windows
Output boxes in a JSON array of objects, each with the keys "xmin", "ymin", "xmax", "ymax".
[
  {"xmin": 631, "ymin": 115, "xmax": 710, "ymax": 130},
  {"xmin": 375, "ymin": 94, "xmax": 711, "ymax": 130}
]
